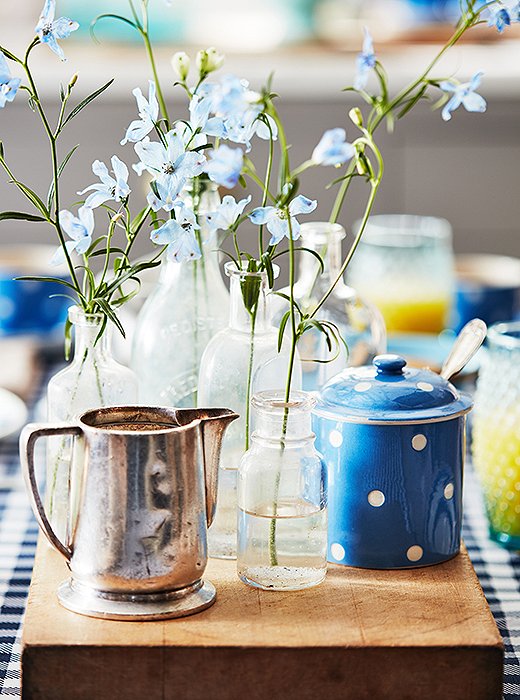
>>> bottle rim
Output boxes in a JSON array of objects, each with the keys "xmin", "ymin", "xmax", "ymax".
[
  {"xmin": 487, "ymin": 321, "xmax": 520, "ymax": 350},
  {"xmin": 300, "ymin": 221, "xmax": 346, "ymax": 245},
  {"xmin": 224, "ymin": 261, "xmax": 280, "ymax": 280},
  {"xmin": 252, "ymin": 390, "xmax": 316, "ymax": 414},
  {"xmin": 353, "ymin": 214, "xmax": 452, "ymax": 248}
]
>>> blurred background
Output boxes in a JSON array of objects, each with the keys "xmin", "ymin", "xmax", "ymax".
[{"xmin": 0, "ymin": 0, "xmax": 519, "ymax": 261}]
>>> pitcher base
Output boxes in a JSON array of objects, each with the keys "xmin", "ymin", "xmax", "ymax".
[{"xmin": 57, "ymin": 578, "xmax": 217, "ymax": 621}]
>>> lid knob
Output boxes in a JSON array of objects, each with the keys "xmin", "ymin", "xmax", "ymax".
[{"xmin": 373, "ymin": 354, "xmax": 407, "ymax": 376}]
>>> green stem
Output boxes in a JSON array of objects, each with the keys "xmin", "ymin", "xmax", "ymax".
[
  {"xmin": 22, "ymin": 44, "xmax": 81, "ymax": 296},
  {"xmin": 244, "ymin": 306, "xmax": 258, "ymax": 451},
  {"xmin": 142, "ymin": 29, "xmax": 169, "ymax": 126},
  {"xmin": 268, "ymin": 208, "xmax": 298, "ymax": 567}
]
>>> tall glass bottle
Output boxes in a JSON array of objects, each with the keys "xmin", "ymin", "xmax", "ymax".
[
  {"xmin": 47, "ymin": 305, "xmax": 138, "ymax": 543},
  {"xmin": 198, "ymin": 263, "xmax": 302, "ymax": 560},
  {"xmin": 132, "ymin": 180, "xmax": 229, "ymax": 407},
  {"xmin": 277, "ymin": 221, "xmax": 386, "ymax": 391},
  {"xmin": 237, "ymin": 390, "xmax": 327, "ymax": 591}
]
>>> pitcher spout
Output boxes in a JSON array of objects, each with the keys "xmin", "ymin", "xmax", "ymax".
[{"xmin": 198, "ymin": 409, "xmax": 239, "ymax": 527}]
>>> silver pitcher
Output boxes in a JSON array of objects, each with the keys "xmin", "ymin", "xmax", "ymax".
[{"xmin": 20, "ymin": 405, "xmax": 238, "ymax": 621}]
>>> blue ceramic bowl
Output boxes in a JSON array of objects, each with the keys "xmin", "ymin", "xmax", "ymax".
[
  {"xmin": 0, "ymin": 246, "xmax": 70, "ymax": 337},
  {"xmin": 452, "ymin": 254, "xmax": 520, "ymax": 333}
]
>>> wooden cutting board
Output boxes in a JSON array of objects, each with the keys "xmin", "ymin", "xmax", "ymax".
[{"xmin": 22, "ymin": 542, "xmax": 503, "ymax": 700}]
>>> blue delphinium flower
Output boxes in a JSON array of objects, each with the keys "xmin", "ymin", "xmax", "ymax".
[
  {"xmin": 0, "ymin": 54, "xmax": 21, "ymax": 109},
  {"xmin": 35, "ymin": 0, "xmax": 79, "ymax": 62},
  {"xmin": 486, "ymin": 1, "xmax": 520, "ymax": 31},
  {"xmin": 134, "ymin": 131, "xmax": 206, "ymax": 211},
  {"xmin": 206, "ymin": 195, "xmax": 251, "ymax": 233},
  {"xmin": 440, "ymin": 72, "xmax": 487, "ymax": 122},
  {"xmin": 312, "ymin": 128, "xmax": 355, "ymax": 167},
  {"xmin": 52, "ymin": 206, "xmax": 94, "ymax": 265},
  {"xmin": 354, "ymin": 28, "xmax": 376, "ymax": 91},
  {"xmin": 249, "ymin": 195, "xmax": 317, "ymax": 246},
  {"xmin": 150, "ymin": 202, "xmax": 201, "ymax": 263},
  {"xmin": 78, "ymin": 156, "xmax": 131, "ymax": 209},
  {"xmin": 188, "ymin": 94, "xmax": 227, "ymax": 141},
  {"xmin": 204, "ymin": 145, "xmax": 243, "ymax": 189},
  {"xmin": 121, "ymin": 81, "xmax": 159, "ymax": 146}
]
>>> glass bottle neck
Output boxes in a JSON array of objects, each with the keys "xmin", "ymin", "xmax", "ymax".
[
  {"xmin": 69, "ymin": 309, "xmax": 111, "ymax": 364},
  {"xmin": 252, "ymin": 391, "xmax": 315, "ymax": 442},
  {"xmin": 228, "ymin": 273, "xmax": 273, "ymax": 333},
  {"xmin": 299, "ymin": 225, "xmax": 348, "ymax": 291}
]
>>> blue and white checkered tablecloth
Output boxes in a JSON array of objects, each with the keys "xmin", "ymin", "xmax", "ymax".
[{"xmin": 0, "ymin": 371, "xmax": 519, "ymax": 698}]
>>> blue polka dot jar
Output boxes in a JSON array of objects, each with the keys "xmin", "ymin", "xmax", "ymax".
[{"xmin": 313, "ymin": 354, "xmax": 473, "ymax": 569}]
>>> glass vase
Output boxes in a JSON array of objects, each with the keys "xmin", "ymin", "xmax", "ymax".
[
  {"xmin": 276, "ymin": 221, "xmax": 386, "ymax": 391},
  {"xmin": 131, "ymin": 180, "xmax": 229, "ymax": 408},
  {"xmin": 46, "ymin": 305, "xmax": 138, "ymax": 544},
  {"xmin": 237, "ymin": 390, "xmax": 327, "ymax": 591},
  {"xmin": 472, "ymin": 321, "xmax": 520, "ymax": 549},
  {"xmin": 198, "ymin": 262, "xmax": 302, "ymax": 560}
]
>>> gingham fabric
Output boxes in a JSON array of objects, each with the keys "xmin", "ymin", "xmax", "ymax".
[{"xmin": 0, "ymin": 372, "xmax": 518, "ymax": 698}]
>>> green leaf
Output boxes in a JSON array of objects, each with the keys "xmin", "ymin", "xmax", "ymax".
[
  {"xmin": 64, "ymin": 317, "xmax": 73, "ymax": 361},
  {"xmin": 0, "ymin": 141, "xmax": 4, "ymax": 159},
  {"xmin": 130, "ymin": 206, "xmax": 151, "ymax": 235},
  {"xmin": 15, "ymin": 275, "xmax": 79, "ymax": 294},
  {"xmin": 240, "ymin": 273, "xmax": 262, "ymax": 316},
  {"xmin": 94, "ymin": 298, "xmax": 126, "ymax": 338},
  {"xmin": 0, "ymin": 211, "xmax": 46, "ymax": 223},
  {"xmin": 60, "ymin": 80, "xmax": 114, "ymax": 130},
  {"xmin": 0, "ymin": 47, "xmax": 20, "ymax": 63},
  {"xmin": 90, "ymin": 14, "xmax": 142, "ymax": 43},
  {"xmin": 261, "ymin": 253, "xmax": 275, "ymax": 289},
  {"xmin": 9, "ymin": 180, "xmax": 49, "ymax": 218},
  {"xmin": 47, "ymin": 145, "xmax": 79, "ymax": 211},
  {"xmin": 277, "ymin": 311, "xmax": 290, "ymax": 353}
]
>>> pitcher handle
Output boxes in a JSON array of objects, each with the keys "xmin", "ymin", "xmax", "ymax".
[{"xmin": 20, "ymin": 423, "xmax": 82, "ymax": 561}]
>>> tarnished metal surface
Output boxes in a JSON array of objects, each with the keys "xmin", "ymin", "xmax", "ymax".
[{"xmin": 20, "ymin": 405, "xmax": 238, "ymax": 619}]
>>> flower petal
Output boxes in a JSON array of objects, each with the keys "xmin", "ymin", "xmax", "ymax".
[
  {"xmin": 249, "ymin": 206, "xmax": 275, "ymax": 225},
  {"xmin": 289, "ymin": 195, "xmax": 317, "ymax": 216}
]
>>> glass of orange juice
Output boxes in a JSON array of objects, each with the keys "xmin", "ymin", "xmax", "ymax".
[
  {"xmin": 473, "ymin": 322, "xmax": 520, "ymax": 549},
  {"xmin": 346, "ymin": 215, "xmax": 454, "ymax": 333}
]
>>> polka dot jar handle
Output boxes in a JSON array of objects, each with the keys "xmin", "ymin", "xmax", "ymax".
[{"xmin": 312, "ymin": 354, "xmax": 473, "ymax": 569}]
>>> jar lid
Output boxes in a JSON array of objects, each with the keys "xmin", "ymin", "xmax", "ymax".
[{"xmin": 313, "ymin": 354, "xmax": 473, "ymax": 424}]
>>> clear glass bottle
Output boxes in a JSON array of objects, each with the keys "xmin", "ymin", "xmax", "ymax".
[
  {"xmin": 276, "ymin": 221, "xmax": 386, "ymax": 391},
  {"xmin": 131, "ymin": 180, "xmax": 229, "ymax": 408},
  {"xmin": 47, "ymin": 305, "xmax": 138, "ymax": 543},
  {"xmin": 237, "ymin": 390, "xmax": 327, "ymax": 591},
  {"xmin": 198, "ymin": 263, "xmax": 302, "ymax": 560}
]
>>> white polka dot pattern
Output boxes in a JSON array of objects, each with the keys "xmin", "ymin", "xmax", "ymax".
[
  {"xmin": 329, "ymin": 430, "xmax": 343, "ymax": 448},
  {"xmin": 412, "ymin": 434, "xmax": 427, "ymax": 451},
  {"xmin": 330, "ymin": 543, "xmax": 345, "ymax": 562},
  {"xmin": 407, "ymin": 545, "xmax": 423, "ymax": 562},
  {"xmin": 368, "ymin": 490, "xmax": 385, "ymax": 507}
]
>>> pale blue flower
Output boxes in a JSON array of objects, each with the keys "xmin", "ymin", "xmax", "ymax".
[
  {"xmin": 189, "ymin": 95, "xmax": 226, "ymax": 139},
  {"xmin": 150, "ymin": 202, "xmax": 201, "ymax": 263},
  {"xmin": 354, "ymin": 27, "xmax": 376, "ymax": 91},
  {"xmin": 35, "ymin": 0, "xmax": 79, "ymax": 62},
  {"xmin": 146, "ymin": 178, "xmax": 182, "ymax": 213},
  {"xmin": 121, "ymin": 81, "xmax": 159, "ymax": 146},
  {"xmin": 0, "ymin": 54, "xmax": 21, "ymax": 109},
  {"xmin": 204, "ymin": 145, "xmax": 243, "ymax": 189},
  {"xmin": 440, "ymin": 72, "xmax": 487, "ymax": 122},
  {"xmin": 486, "ymin": 1, "xmax": 520, "ymax": 31},
  {"xmin": 312, "ymin": 128, "xmax": 355, "ymax": 167},
  {"xmin": 52, "ymin": 206, "xmax": 94, "ymax": 265},
  {"xmin": 249, "ymin": 195, "xmax": 318, "ymax": 246},
  {"xmin": 206, "ymin": 195, "xmax": 251, "ymax": 233},
  {"xmin": 78, "ymin": 156, "xmax": 131, "ymax": 209}
]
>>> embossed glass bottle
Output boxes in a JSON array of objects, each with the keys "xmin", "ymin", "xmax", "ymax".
[
  {"xmin": 198, "ymin": 263, "xmax": 302, "ymax": 560},
  {"xmin": 47, "ymin": 306, "xmax": 138, "ymax": 544},
  {"xmin": 131, "ymin": 181, "xmax": 229, "ymax": 407},
  {"xmin": 276, "ymin": 222, "xmax": 386, "ymax": 391},
  {"xmin": 237, "ymin": 391, "xmax": 327, "ymax": 590}
]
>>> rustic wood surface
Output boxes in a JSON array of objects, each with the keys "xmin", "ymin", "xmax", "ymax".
[{"xmin": 22, "ymin": 541, "xmax": 503, "ymax": 700}]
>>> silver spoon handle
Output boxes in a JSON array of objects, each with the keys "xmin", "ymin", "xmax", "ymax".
[{"xmin": 440, "ymin": 319, "xmax": 487, "ymax": 381}]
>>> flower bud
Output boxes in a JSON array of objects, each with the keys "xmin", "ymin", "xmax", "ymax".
[
  {"xmin": 349, "ymin": 107, "xmax": 363, "ymax": 127},
  {"xmin": 196, "ymin": 47, "xmax": 224, "ymax": 77},
  {"xmin": 69, "ymin": 73, "xmax": 78, "ymax": 88},
  {"xmin": 171, "ymin": 51, "xmax": 190, "ymax": 81}
]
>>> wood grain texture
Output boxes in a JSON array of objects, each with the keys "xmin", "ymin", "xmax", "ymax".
[{"xmin": 22, "ymin": 542, "xmax": 503, "ymax": 700}]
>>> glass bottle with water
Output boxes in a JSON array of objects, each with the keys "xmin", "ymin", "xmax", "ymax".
[{"xmin": 237, "ymin": 390, "xmax": 327, "ymax": 591}]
